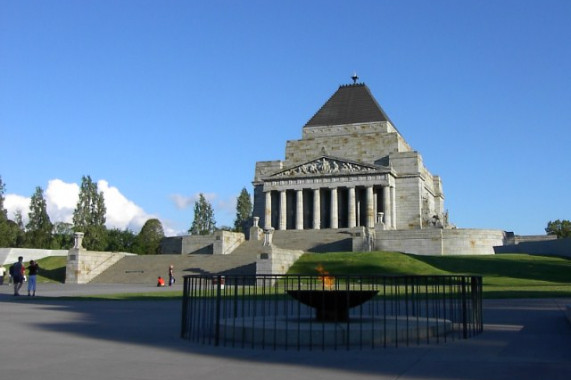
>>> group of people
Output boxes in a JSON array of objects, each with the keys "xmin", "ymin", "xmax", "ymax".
[
  {"xmin": 157, "ymin": 264, "xmax": 176, "ymax": 287},
  {"xmin": 7, "ymin": 256, "xmax": 40, "ymax": 296}
]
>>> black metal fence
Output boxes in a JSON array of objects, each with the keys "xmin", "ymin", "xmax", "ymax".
[{"xmin": 181, "ymin": 274, "xmax": 483, "ymax": 350}]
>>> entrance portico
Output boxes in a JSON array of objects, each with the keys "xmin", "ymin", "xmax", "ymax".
[{"xmin": 261, "ymin": 156, "xmax": 396, "ymax": 231}]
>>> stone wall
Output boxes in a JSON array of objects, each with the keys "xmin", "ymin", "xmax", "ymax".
[
  {"xmin": 285, "ymin": 122, "xmax": 409, "ymax": 167},
  {"xmin": 352, "ymin": 228, "xmax": 506, "ymax": 256},
  {"xmin": 160, "ymin": 231, "xmax": 245, "ymax": 255},
  {"xmin": 495, "ymin": 237, "xmax": 571, "ymax": 258},
  {"xmin": 256, "ymin": 244, "xmax": 304, "ymax": 276},
  {"xmin": 212, "ymin": 231, "xmax": 245, "ymax": 255},
  {"xmin": 394, "ymin": 176, "xmax": 422, "ymax": 229},
  {"xmin": 65, "ymin": 248, "xmax": 132, "ymax": 284}
]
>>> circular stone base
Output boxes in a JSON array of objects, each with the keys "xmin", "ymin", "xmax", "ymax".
[{"xmin": 217, "ymin": 315, "xmax": 452, "ymax": 348}]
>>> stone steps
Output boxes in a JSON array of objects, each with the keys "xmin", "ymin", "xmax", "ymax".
[
  {"xmin": 89, "ymin": 230, "xmax": 354, "ymax": 284},
  {"xmin": 90, "ymin": 240, "xmax": 264, "ymax": 284},
  {"xmin": 272, "ymin": 228, "xmax": 354, "ymax": 252}
]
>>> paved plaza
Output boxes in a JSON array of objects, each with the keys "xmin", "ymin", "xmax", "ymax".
[{"xmin": 1, "ymin": 284, "xmax": 570, "ymax": 380}]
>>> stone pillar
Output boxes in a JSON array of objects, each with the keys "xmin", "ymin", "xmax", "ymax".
[
  {"xmin": 391, "ymin": 186, "xmax": 397, "ymax": 229},
  {"xmin": 73, "ymin": 232, "xmax": 84, "ymax": 249},
  {"xmin": 366, "ymin": 186, "xmax": 374, "ymax": 228},
  {"xmin": 313, "ymin": 188, "xmax": 321, "ymax": 230},
  {"xmin": 348, "ymin": 187, "xmax": 356, "ymax": 228},
  {"xmin": 330, "ymin": 187, "xmax": 338, "ymax": 229},
  {"xmin": 250, "ymin": 216, "xmax": 263, "ymax": 241},
  {"xmin": 264, "ymin": 191, "xmax": 272, "ymax": 229},
  {"xmin": 295, "ymin": 189, "xmax": 304, "ymax": 230},
  {"xmin": 279, "ymin": 190, "xmax": 287, "ymax": 230},
  {"xmin": 383, "ymin": 186, "xmax": 392, "ymax": 230}
]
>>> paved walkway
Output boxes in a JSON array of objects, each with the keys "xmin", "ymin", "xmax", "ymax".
[{"xmin": 0, "ymin": 284, "xmax": 570, "ymax": 380}]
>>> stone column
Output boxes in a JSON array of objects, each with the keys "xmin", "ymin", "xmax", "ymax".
[
  {"xmin": 383, "ymin": 186, "xmax": 392, "ymax": 230},
  {"xmin": 348, "ymin": 187, "xmax": 356, "ymax": 228},
  {"xmin": 366, "ymin": 186, "xmax": 374, "ymax": 228},
  {"xmin": 313, "ymin": 188, "xmax": 321, "ymax": 230},
  {"xmin": 330, "ymin": 187, "xmax": 338, "ymax": 229},
  {"xmin": 295, "ymin": 189, "xmax": 304, "ymax": 230},
  {"xmin": 264, "ymin": 191, "xmax": 272, "ymax": 229},
  {"xmin": 279, "ymin": 190, "xmax": 287, "ymax": 230},
  {"xmin": 391, "ymin": 186, "xmax": 397, "ymax": 229}
]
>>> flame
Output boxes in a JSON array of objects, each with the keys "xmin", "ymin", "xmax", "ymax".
[{"xmin": 316, "ymin": 264, "xmax": 335, "ymax": 290}]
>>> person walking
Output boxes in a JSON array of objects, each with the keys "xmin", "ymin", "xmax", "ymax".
[
  {"xmin": 27, "ymin": 260, "xmax": 40, "ymax": 296},
  {"xmin": 10, "ymin": 256, "xmax": 25, "ymax": 296}
]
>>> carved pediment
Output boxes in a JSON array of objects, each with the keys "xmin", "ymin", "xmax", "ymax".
[{"xmin": 271, "ymin": 156, "xmax": 381, "ymax": 178}]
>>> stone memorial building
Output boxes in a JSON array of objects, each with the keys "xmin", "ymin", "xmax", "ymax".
[{"xmin": 253, "ymin": 79, "xmax": 447, "ymax": 232}]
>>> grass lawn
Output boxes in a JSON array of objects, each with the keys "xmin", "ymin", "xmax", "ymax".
[
  {"xmin": 287, "ymin": 251, "xmax": 571, "ymax": 298},
  {"xmin": 5, "ymin": 252, "xmax": 570, "ymax": 300}
]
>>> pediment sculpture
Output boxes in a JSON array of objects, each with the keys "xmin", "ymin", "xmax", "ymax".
[{"xmin": 272, "ymin": 157, "xmax": 378, "ymax": 177}]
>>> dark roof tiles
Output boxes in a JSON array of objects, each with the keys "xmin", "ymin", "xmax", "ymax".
[{"xmin": 304, "ymin": 83, "xmax": 393, "ymax": 127}]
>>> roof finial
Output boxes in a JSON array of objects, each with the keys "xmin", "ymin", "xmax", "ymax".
[{"xmin": 351, "ymin": 72, "xmax": 359, "ymax": 84}]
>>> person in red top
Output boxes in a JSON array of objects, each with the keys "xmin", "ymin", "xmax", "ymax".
[{"xmin": 157, "ymin": 276, "xmax": 165, "ymax": 287}]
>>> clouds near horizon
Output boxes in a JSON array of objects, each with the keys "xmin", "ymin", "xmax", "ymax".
[
  {"xmin": 4, "ymin": 179, "xmax": 238, "ymax": 236},
  {"xmin": 5, "ymin": 179, "xmax": 161, "ymax": 234}
]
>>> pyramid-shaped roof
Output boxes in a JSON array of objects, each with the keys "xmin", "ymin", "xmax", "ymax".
[{"xmin": 304, "ymin": 83, "xmax": 393, "ymax": 127}]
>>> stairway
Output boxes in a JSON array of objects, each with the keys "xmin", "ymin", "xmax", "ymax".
[
  {"xmin": 90, "ymin": 240, "xmax": 264, "ymax": 284},
  {"xmin": 89, "ymin": 229, "xmax": 354, "ymax": 284},
  {"xmin": 272, "ymin": 228, "xmax": 354, "ymax": 252}
]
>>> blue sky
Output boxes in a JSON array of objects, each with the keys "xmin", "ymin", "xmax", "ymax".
[{"xmin": 1, "ymin": 0, "xmax": 569, "ymax": 236}]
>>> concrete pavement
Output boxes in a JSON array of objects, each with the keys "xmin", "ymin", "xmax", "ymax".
[{"xmin": 0, "ymin": 283, "xmax": 570, "ymax": 380}]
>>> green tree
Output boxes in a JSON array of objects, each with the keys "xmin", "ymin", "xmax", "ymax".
[
  {"xmin": 0, "ymin": 176, "xmax": 18, "ymax": 247},
  {"xmin": 137, "ymin": 218, "xmax": 165, "ymax": 254},
  {"xmin": 13, "ymin": 209, "xmax": 26, "ymax": 247},
  {"xmin": 106, "ymin": 228, "xmax": 137, "ymax": 253},
  {"xmin": 189, "ymin": 194, "xmax": 216, "ymax": 235},
  {"xmin": 73, "ymin": 175, "xmax": 107, "ymax": 250},
  {"xmin": 26, "ymin": 186, "xmax": 53, "ymax": 248},
  {"xmin": 545, "ymin": 219, "xmax": 571, "ymax": 239},
  {"xmin": 0, "ymin": 219, "xmax": 19, "ymax": 248},
  {"xmin": 233, "ymin": 187, "xmax": 252, "ymax": 233},
  {"xmin": 0, "ymin": 176, "xmax": 7, "ymax": 222},
  {"xmin": 52, "ymin": 222, "xmax": 74, "ymax": 249}
]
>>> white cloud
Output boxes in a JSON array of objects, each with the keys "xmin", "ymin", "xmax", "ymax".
[
  {"xmin": 4, "ymin": 194, "xmax": 30, "ymax": 220},
  {"xmin": 45, "ymin": 179, "xmax": 79, "ymax": 224},
  {"xmin": 169, "ymin": 192, "xmax": 217, "ymax": 210},
  {"xmin": 170, "ymin": 193, "xmax": 199, "ymax": 210},
  {"xmin": 4, "ymin": 178, "xmax": 159, "ymax": 234},
  {"xmin": 97, "ymin": 180, "xmax": 153, "ymax": 231}
]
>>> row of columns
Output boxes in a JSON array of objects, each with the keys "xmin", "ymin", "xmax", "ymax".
[{"xmin": 264, "ymin": 185, "xmax": 394, "ymax": 230}]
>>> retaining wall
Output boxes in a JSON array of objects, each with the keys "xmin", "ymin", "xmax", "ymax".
[{"xmin": 353, "ymin": 228, "xmax": 506, "ymax": 255}]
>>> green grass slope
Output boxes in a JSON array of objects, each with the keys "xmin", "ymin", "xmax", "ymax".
[{"xmin": 287, "ymin": 251, "xmax": 571, "ymax": 298}]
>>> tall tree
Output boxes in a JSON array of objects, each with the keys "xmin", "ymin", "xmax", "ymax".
[
  {"xmin": 0, "ymin": 175, "xmax": 7, "ymax": 221},
  {"xmin": 13, "ymin": 209, "xmax": 26, "ymax": 247},
  {"xmin": 189, "ymin": 194, "xmax": 216, "ymax": 235},
  {"xmin": 52, "ymin": 222, "xmax": 75, "ymax": 249},
  {"xmin": 137, "ymin": 218, "xmax": 165, "ymax": 254},
  {"xmin": 73, "ymin": 175, "xmax": 107, "ymax": 250},
  {"xmin": 0, "ymin": 176, "xmax": 17, "ymax": 247},
  {"xmin": 106, "ymin": 228, "xmax": 137, "ymax": 253},
  {"xmin": 233, "ymin": 187, "xmax": 252, "ymax": 233},
  {"xmin": 546, "ymin": 219, "xmax": 571, "ymax": 239},
  {"xmin": 26, "ymin": 186, "xmax": 53, "ymax": 248}
]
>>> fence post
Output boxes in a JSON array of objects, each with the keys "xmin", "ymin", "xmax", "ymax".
[
  {"xmin": 461, "ymin": 276, "xmax": 468, "ymax": 339},
  {"xmin": 215, "ymin": 275, "xmax": 222, "ymax": 346}
]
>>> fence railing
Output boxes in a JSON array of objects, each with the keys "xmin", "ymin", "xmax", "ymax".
[{"xmin": 181, "ymin": 274, "xmax": 483, "ymax": 350}]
